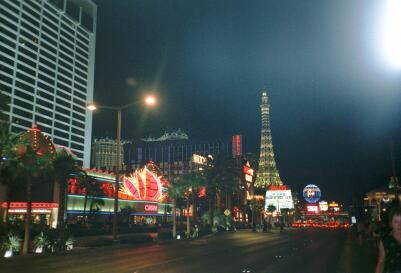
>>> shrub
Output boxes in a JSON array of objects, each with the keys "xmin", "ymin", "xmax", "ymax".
[
  {"xmin": 33, "ymin": 232, "xmax": 49, "ymax": 253},
  {"xmin": 199, "ymin": 224, "xmax": 212, "ymax": 236},
  {"xmin": 1, "ymin": 232, "xmax": 21, "ymax": 255},
  {"xmin": 44, "ymin": 228, "xmax": 74, "ymax": 252}
]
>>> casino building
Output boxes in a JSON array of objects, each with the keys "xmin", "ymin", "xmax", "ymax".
[
  {"xmin": 67, "ymin": 163, "xmax": 173, "ymax": 224},
  {"xmin": 0, "ymin": 125, "xmax": 173, "ymax": 226}
]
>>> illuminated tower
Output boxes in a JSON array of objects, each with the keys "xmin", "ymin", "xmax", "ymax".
[{"xmin": 254, "ymin": 89, "xmax": 283, "ymax": 188}]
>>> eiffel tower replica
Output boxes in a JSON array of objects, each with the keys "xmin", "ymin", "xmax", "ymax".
[{"xmin": 254, "ymin": 89, "xmax": 283, "ymax": 188}]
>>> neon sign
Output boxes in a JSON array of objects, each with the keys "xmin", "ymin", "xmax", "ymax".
[
  {"xmin": 122, "ymin": 166, "xmax": 164, "ymax": 202},
  {"xmin": 329, "ymin": 202, "xmax": 339, "ymax": 207},
  {"xmin": 232, "ymin": 135, "xmax": 242, "ymax": 157},
  {"xmin": 9, "ymin": 209, "xmax": 51, "ymax": 213},
  {"xmin": 319, "ymin": 201, "xmax": 328, "ymax": 212},
  {"xmin": 269, "ymin": 185, "xmax": 288, "ymax": 191},
  {"xmin": 1, "ymin": 202, "xmax": 58, "ymax": 209},
  {"xmin": 303, "ymin": 184, "xmax": 321, "ymax": 203},
  {"xmin": 306, "ymin": 205, "xmax": 319, "ymax": 213},
  {"xmin": 192, "ymin": 154, "xmax": 207, "ymax": 165},
  {"xmin": 144, "ymin": 204, "xmax": 158, "ymax": 212},
  {"xmin": 243, "ymin": 163, "xmax": 254, "ymax": 183}
]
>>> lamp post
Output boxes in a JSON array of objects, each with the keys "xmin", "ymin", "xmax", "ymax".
[{"xmin": 87, "ymin": 95, "xmax": 156, "ymax": 240}]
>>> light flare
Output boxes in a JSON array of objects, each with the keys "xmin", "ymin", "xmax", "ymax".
[{"xmin": 383, "ymin": 0, "xmax": 401, "ymax": 69}]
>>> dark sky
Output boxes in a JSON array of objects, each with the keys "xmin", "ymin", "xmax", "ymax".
[{"xmin": 92, "ymin": 0, "xmax": 401, "ymax": 204}]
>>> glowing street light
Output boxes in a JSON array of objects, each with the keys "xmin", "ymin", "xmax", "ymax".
[
  {"xmin": 144, "ymin": 95, "xmax": 156, "ymax": 106},
  {"xmin": 382, "ymin": 0, "xmax": 401, "ymax": 69},
  {"xmin": 87, "ymin": 94, "xmax": 157, "ymax": 240},
  {"xmin": 86, "ymin": 104, "xmax": 97, "ymax": 111}
]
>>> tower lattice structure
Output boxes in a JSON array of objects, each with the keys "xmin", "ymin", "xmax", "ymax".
[{"xmin": 254, "ymin": 89, "xmax": 283, "ymax": 188}]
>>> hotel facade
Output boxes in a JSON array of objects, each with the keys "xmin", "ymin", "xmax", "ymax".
[{"xmin": 0, "ymin": 0, "xmax": 97, "ymax": 167}]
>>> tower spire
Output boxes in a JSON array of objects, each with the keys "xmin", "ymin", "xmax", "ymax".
[{"xmin": 254, "ymin": 88, "xmax": 282, "ymax": 188}]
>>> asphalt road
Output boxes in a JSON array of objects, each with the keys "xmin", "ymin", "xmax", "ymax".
[{"xmin": 0, "ymin": 229, "xmax": 377, "ymax": 273}]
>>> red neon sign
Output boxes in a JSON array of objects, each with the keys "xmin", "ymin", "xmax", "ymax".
[
  {"xmin": 243, "ymin": 165, "xmax": 254, "ymax": 176},
  {"xmin": 144, "ymin": 204, "xmax": 158, "ymax": 212},
  {"xmin": 269, "ymin": 185, "xmax": 288, "ymax": 191},
  {"xmin": 123, "ymin": 166, "xmax": 163, "ymax": 202},
  {"xmin": 232, "ymin": 135, "xmax": 242, "ymax": 157},
  {"xmin": 1, "ymin": 202, "xmax": 58, "ymax": 209},
  {"xmin": 182, "ymin": 207, "xmax": 193, "ymax": 217}
]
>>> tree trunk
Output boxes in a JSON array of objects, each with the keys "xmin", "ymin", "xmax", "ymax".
[
  {"xmin": 192, "ymin": 194, "xmax": 197, "ymax": 223},
  {"xmin": 172, "ymin": 198, "xmax": 177, "ymax": 239},
  {"xmin": 208, "ymin": 193, "xmax": 215, "ymax": 226},
  {"xmin": 63, "ymin": 186, "xmax": 68, "ymax": 226},
  {"xmin": 57, "ymin": 180, "xmax": 66, "ymax": 229},
  {"xmin": 4, "ymin": 186, "xmax": 10, "ymax": 224},
  {"xmin": 83, "ymin": 192, "xmax": 88, "ymax": 223},
  {"xmin": 186, "ymin": 197, "xmax": 190, "ymax": 238},
  {"xmin": 22, "ymin": 179, "xmax": 32, "ymax": 255}
]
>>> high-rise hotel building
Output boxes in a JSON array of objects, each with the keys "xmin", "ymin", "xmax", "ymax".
[{"xmin": 0, "ymin": 0, "xmax": 97, "ymax": 167}]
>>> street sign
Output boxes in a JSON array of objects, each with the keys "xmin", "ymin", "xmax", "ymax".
[{"xmin": 224, "ymin": 209, "xmax": 231, "ymax": 216}]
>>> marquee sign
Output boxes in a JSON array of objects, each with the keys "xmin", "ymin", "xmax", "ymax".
[
  {"xmin": 302, "ymin": 184, "xmax": 321, "ymax": 203},
  {"xmin": 265, "ymin": 186, "xmax": 294, "ymax": 211}
]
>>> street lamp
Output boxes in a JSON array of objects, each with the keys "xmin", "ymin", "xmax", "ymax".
[{"xmin": 87, "ymin": 94, "xmax": 157, "ymax": 240}]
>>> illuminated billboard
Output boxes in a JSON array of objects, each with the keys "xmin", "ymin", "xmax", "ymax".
[
  {"xmin": 302, "ymin": 184, "xmax": 321, "ymax": 203},
  {"xmin": 265, "ymin": 185, "xmax": 294, "ymax": 211},
  {"xmin": 243, "ymin": 164, "xmax": 254, "ymax": 183},
  {"xmin": 319, "ymin": 201, "xmax": 328, "ymax": 212},
  {"xmin": 306, "ymin": 204, "xmax": 319, "ymax": 214},
  {"xmin": 192, "ymin": 154, "xmax": 207, "ymax": 165}
]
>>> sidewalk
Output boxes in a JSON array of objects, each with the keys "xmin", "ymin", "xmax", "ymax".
[{"xmin": 337, "ymin": 231, "xmax": 377, "ymax": 273}]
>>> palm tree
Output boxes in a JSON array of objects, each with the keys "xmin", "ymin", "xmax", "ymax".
[
  {"xmin": 181, "ymin": 173, "xmax": 205, "ymax": 236},
  {"xmin": 202, "ymin": 155, "xmax": 241, "ymax": 226},
  {"xmin": 0, "ymin": 136, "xmax": 19, "ymax": 223},
  {"xmin": 167, "ymin": 176, "xmax": 187, "ymax": 239},
  {"xmin": 84, "ymin": 179, "xmax": 106, "ymax": 223},
  {"xmin": 52, "ymin": 151, "xmax": 81, "ymax": 228},
  {"xmin": 266, "ymin": 204, "xmax": 276, "ymax": 226},
  {"xmin": 249, "ymin": 198, "xmax": 265, "ymax": 229},
  {"xmin": 0, "ymin": 113, "xmax": 20, "ymax": 223},
  {"xmin": 82, "ymin": 174, "xmax": 96, "ymax": 223},
  {"xmin": 15, "ymin": 145, "xmax": 53, "ymax": 254}
]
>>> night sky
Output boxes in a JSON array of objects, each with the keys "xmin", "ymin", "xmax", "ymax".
[{"xmin": 91, "ymin": 0, "xmax": 401, "ymax": 204}]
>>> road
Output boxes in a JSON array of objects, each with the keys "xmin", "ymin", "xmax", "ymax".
[{"xmin": 0, "ymin": 229, "xmax": 377, "ymax": 273}]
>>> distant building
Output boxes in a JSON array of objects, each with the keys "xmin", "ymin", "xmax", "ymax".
[
  {"xmin": 91, "ymin": 138, "xmax": 131, "ymax": 171},
  {"xmin": 0, "ymin": 0, "xmax": 97, "ymax": 167},
  {"xmin": 128, "ymin": 130, "xmax": 242, "ymax": 178},
  {"xmin": 364, "ymin": 185, "xmax": 401, "ymax": 222}
]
